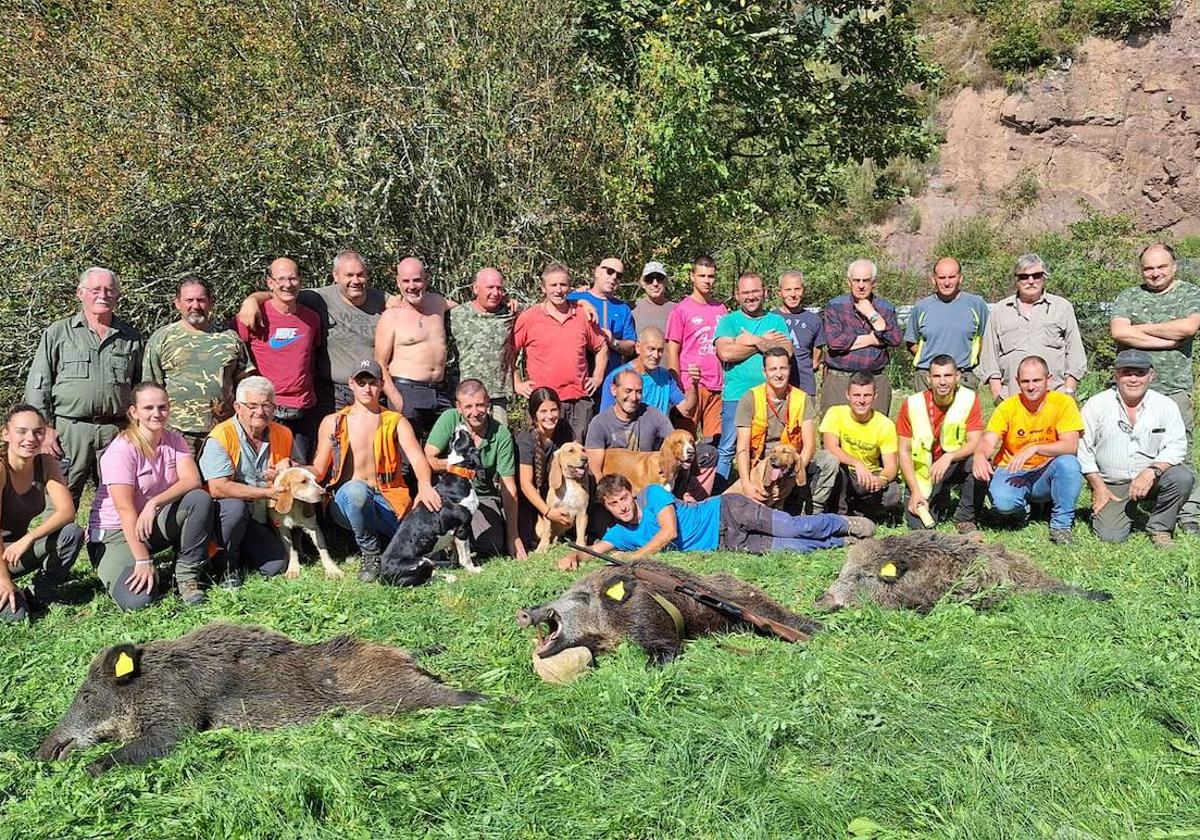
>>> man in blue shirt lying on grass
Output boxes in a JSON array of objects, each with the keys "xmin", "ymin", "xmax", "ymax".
[{"xmin": 557, "ymin": 475, "xmax": 874, "ymax": 570}]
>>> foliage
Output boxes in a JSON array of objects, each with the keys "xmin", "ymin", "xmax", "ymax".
[{"xmin": 1089, "ymin": 0, "xmax": 1175, "ymax": 36}]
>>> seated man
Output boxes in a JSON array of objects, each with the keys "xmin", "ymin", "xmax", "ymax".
[
  {"xmin": 311, "ymin": 360, "xmax": 440, "ymax": 581},
  {"xmin": 819, "ymin": 372, "xmax": 902, "ymax": 520},
  {"xmin": 896, "ymin": 354, "xmax": 985, "ymax": 532},
  {"xmin": 200, "ymin": 376, "xmax": 303, "ymax": 587},
  {"xmin": 557, "ymin": 474, "xmax": 874, "ymax": 570},
  {"xmin": 734, "ymin": 347, "xmax": 838, "ymax": 512},
  {"xmin": 1080, "ymin": 349, "xmax": 1193, "ymax": 546},
  {"xmin": 599, "ymin": 326, "xmax": 698, "ymax": 418},
  {"xmin": 972, "ymin": 355, "xmax": 1084, "ymax": 544},
  {"xmin": 425, "ymin": 379, "xmax": 525, "ymax": 560}
]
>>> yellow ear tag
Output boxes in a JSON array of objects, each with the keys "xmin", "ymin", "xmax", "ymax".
[
  {"xmin": 114, "ymin": 652, "xmax": 135, "ymax": 678},
  {"xmin": 879, "ymin": 562, "xmax": 898, "ymax": 582},
  {"xmin": 605, "ymin": 581, "xmax": 626, "ymax": 601}
]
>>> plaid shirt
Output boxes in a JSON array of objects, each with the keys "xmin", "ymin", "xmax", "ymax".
[{"xmin": 822, "ymin": 294, "xmax": 902, "ymax": 374}]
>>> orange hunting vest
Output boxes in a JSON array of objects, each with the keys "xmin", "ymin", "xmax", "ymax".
[
  {"xmin": 749, "ymin": 384, "xmax": 807, "ymax": 463},
  {"xmin": 326, "ymin": 407, "xmax": 412, "ymax": 517},
  {"xmin": 206, "ymin": 419, "xmax": 294, "ymax": 475}
]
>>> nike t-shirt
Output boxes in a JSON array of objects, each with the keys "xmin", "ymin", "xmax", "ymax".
[{"xmin": 236, "ymin": 302, "xmax": 321, "ymax": 409}]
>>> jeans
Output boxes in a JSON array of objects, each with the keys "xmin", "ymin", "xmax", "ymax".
[
  {"xmin": 716, "ymin": 399, "xmax": 740, "ymax": 480},
  {"xmin": 987, "ymin": 454, "xmax": 1083, "ymax": 530},
  {"xmin": 330, "ymin": 480, "xmax": 401, "ymax": 555}
]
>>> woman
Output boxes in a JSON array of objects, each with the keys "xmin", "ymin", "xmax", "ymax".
[
  {"xmin": 88, "ymin": 382, "xmax": 215, "ymax": 610},
  {"xmin": 515, "ymin": 387, "xmax": 578, "ymax": 548},
  {"xmin": 0, "ymin": 405, "xmax": 84, "ymax": 622}
]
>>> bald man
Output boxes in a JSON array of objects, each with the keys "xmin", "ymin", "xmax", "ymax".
[
  {"xmin": 904, "ymin": 256, "xmax": 989, "ymax": 392},
  {"xmin": 449, "ymin": 267, "xmax": 519, "ymax": 423}
]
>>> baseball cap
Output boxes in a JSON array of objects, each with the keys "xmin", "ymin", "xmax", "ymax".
[
  {"xmin": 352, "ymin": 359, "xmax": 383, "ymax": 380},
  {"xmin": 641, "ymin": 261, "xmax": 668, "ymax": 280},
  {"xmin": 1113, "ymin": 349, "xmax": 1153, "ymax": 371}
]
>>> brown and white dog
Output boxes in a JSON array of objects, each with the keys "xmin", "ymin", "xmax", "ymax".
[
  {"xmin": 536, "ymin": 442, "xmax": 590, "ymax": 551},
  {"xmin": 600, "ymin": 429, "xmax": 696, "ymax": 494},
  {"xmin": 723, "ymin": 443, "xmax": 801, "ymax": 509},
  {"xmin": 269, "ymin": 467, "xmax": 343, "ymax": 580}
]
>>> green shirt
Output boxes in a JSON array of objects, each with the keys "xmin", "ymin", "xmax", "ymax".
[
  {"xmin": 450, "ymin": 304, "xmax": 516, "ymax": 399},
  {"xmin": 713, "ymin": 309, "xmax": 790, "ymax": 401},
  {"xmin": 24, "ymin": 313, "xmax": 145, "ymax": 422},
  {"xmin": 1112, "ymin": 281, "xmax": 1200, "ymax": 395},
  {"xmin": 143, "ymin": 321, "xmax": 251, "ymax": 434},
  {"xmin": 426, "ymin": 408, "xmax": 516, "ymax": 498}
]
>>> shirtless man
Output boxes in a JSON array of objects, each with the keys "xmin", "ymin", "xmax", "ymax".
[
  {"xmin": 375, "ymin": 256, "xmax": 453, "ymax": 439},
  {"xmin": 312, "ymin": 360, "xmax": 439, "ymax": 582}
]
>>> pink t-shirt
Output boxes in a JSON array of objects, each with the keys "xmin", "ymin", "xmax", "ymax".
[
  {"xmin": 665, "ymin": 296, "xmax": 727, "ymax": 391},
  {"xmin": 236, "ymin": 302, "xmax": 321, "ymax": 409},
  {"xmin": 89, "ymin": 431, "xmax": 193, "ymax": 535}
]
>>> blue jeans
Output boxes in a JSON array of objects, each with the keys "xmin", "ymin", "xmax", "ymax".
[
  {"xmin": 330, "ymin": 480, "xmax": 401, "ymax": 555},
  {"xmin": 715, "ymin": 399, "xmax": 740, "ymax": 480},
  {"xmin": 987, "ymin": 455, "xmax": 1083, "ymax": 530}
]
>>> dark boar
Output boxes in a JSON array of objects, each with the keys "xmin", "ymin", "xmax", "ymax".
[
  {"xmin": 815, "ymin": 531, "xmax": 1112, "ymax": 613},
  {"xmin": 518, "ymin": 559, "xmax": 821, "ymax": 664},
  {"xmin": 38, "ymin": 622, "xmax": 482, "ymax": 775}
]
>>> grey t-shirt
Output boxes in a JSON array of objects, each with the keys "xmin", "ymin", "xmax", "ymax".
[
  {"xmin": 300, "ymin": 285, "xmax": 387, "ymax": 385},
  {"xmin": 631, "ymin": 297, "xmax": 676, "ymax": 336},
  {"xmin": 584, "ymin": 405, "xmax": 673, "ymax": 452}
]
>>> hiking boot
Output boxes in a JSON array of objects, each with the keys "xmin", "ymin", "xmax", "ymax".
[
  {"xmin": 1148, "ymin": 531, "xmax": 1175, "ymax": 549},
  {"xmin": 844, "ymin": 516, "xmax": 877, "ymax": 540},
  {"xmin": 1178, "ymin": 521, "xmax": 1200, "ymax": 536},
  {"xmin": 358, "ymin": 553, "xmax": 381, "ymax": 583},
  {"xmin": 953, "ymin": 520, "xmax": 978, "ymax": 535},
  {"xmin": 177, "ymin": 579, "xmax": 207, "ymax": 606},
  {"xmin": 1049, "ymin": 528, "xmax": 1074, "ymax": 546}
]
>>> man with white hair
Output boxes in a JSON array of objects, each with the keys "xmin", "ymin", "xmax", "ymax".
[
  {"xmin": 25, "ymin": 266, "xmax": 145, "ymax": 503},
  {"xmin": 819, "ymin": 259, "xmax": 901, "ymax": 414}
]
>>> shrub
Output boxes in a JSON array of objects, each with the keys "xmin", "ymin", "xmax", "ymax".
[{"xmin": 1089, "ymin": 0, "xmax": 1174, "ymax": 36}]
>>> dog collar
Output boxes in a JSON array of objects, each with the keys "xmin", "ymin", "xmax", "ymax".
[{"xmin": 447, "ymin": 464, "xmax": 476, "ymax": 480}]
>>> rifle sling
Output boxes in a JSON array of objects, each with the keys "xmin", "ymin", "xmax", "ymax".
[{"xmin": 649, "ymin": 592, "xmax": 686, "ymax": 640}]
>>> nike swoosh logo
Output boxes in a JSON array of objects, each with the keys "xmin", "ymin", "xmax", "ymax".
[{"xmin": 268, "ymin": 336, "xmax": 301, "ymax": 349}]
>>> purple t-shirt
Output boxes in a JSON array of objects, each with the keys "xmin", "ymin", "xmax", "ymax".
[
  {"xmin": 665, "ymin": 296, "xmax": 727, "ymax": 392},
  {"xmin": 89, "ymin": 431, "xmax": 193, "ymax": 535}
]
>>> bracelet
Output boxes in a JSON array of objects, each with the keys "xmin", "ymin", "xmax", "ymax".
[{"xmin": 135, "ymin": 558, "xmax": 154, "ymax": 566}]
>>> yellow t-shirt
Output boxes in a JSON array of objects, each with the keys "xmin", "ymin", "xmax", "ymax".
[
  {"xmin": 986, "ymin": 391, "xmax": 1084, "ymax": 470},
  {"xmin": 819, "ymin": 406, "xmax": 898, "ymax": 474}
]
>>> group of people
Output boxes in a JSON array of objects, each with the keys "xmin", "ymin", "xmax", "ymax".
[{"xmin": 2, "ymin": 243, "xmax": 1195, "ymax": 620}]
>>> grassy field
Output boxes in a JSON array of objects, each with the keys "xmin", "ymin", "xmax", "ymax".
[{"xmin": 2, "ymin": 518, "xmax": 1199, "ymax": 839}]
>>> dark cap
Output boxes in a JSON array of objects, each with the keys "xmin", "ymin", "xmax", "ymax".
[
  {"xmin": 1114, "ymin": 349, "xmax": 1153, "ymax": 371},
  {"xmin": 352, "ymin": 359, "xmax": 383, "ymax": 380}
]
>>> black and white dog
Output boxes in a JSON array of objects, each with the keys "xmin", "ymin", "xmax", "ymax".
[{"xmin": 380, "ymin": 426, "xmax": 482, "ymax": 586}]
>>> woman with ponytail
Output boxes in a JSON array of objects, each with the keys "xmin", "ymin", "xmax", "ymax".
[{"xmin": 515, "ymin": 387, "xmax": 575, "ymax": 548}]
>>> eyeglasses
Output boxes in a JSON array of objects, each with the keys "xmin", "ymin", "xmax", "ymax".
[
  {"xmin": 1015, "ymin": 271, "xmax": 1046, "ymax": 281},
  {"xmin": 239, "ymin": 402, "xmax": 276, "ymax": 414},
  {"xmin": 601, "ymin": 266, "xmax": 624, "ymax": 279}
]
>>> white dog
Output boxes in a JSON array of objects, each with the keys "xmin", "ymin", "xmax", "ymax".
[{"xmin": 268, "ymin": 467, "xmax": 343, "ymax": 580}]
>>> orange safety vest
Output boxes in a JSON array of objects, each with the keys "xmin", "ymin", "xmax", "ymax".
[
  {"xmin": 749, "ymin": 384, "xmax": 807, "ymax": 463},
  {"xmin": 326, "ymin": 407, "xmax": 412, "ymax": 517},
  {"xmin": 206, "ymin": 418, "xmax": 294, "ymax": 475}
]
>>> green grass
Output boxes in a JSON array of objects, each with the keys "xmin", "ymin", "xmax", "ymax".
[{"xmin": 2, "ymin": 521, "xmax": 1200, "ymax": 839}]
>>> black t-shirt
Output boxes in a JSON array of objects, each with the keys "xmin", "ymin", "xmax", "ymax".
[{"xmin": 515, "ymin": 424, "xmax": 574, "ymax": 493}]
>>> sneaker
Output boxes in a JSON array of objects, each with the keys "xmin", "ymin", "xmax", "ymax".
[
  {"xmin": 1148, "ymin": 531, "xmax": 1175, "ymax": 549},
  {"xmin": 358, "ymin": 553, "xmax": 381, "ymax": 583},
  {"xmin": 1178, "ymin": 521, "xmax": 1200, "ymax": 536},
  {"xmin": 177, "ymin": 579, "xmax": 207, "ymax": 606},
  {"xmin": 953, "ymin": 521, "xmax": 978, "ymax": 535},
  {"xmin": 1049, "ymin": 528, "xmax": 1074, "ymax": 546},
  {"xmin": 844, "ymin": 516, "xmax": 877, "ymax": 540}
]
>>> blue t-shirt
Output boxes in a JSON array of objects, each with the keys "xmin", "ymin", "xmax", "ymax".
[
  {"xmin": 778, "ymin": 309, "xmax": 825, "ymax": 396},
  {"xmin": 567, "ymin": 290, "xmax": 636, "ymax": 375},
  {"xmin": 598, "ymin": 363, "xmax": 686, "ymax": 413},
  {"xmin": 713, "ymin": 309, "xmax": 791, "ymax": 402},
  {"xmin": 601, "ymin": 485, "xmax": 722, "ymax": 552},
  {"xmin": 904, "ymin": 292, "xmax": 989, "ymax": 370}
]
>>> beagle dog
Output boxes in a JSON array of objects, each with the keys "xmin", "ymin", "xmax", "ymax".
[
  {"xmin": 535, "ymin": 442, "xmax": 590, "ymax": 551},
  {"xmin": 600, "ymin": 429, "xmax": 696, "ymax": 494},
  {"xmin": 269, "ymin": 466, "xmax": 343, "ymax": 580}
]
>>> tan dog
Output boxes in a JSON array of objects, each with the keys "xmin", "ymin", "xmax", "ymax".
[
  {"xmin": 536, "ymin": 442, "xmax": 590, "ymax": 551},
  {"xmin": 601, "ymin": 429, "xmax": 696, "ymax": 494},
  {"xmin": 724, "ymin": 443, "xmax": 800, "ymax": 508},
  {"xmin": 269, "ymin": 467, "xmax": 343, "ymax": 580}
]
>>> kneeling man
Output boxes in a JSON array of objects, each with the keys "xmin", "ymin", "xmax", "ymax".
[
  {"xmin": 1080, "ymin": 349, "xmax": 1193, "ymax": 546},
  {"xmin": 819, "ymin": 372, "xmax": 902, "ymax": 519}
]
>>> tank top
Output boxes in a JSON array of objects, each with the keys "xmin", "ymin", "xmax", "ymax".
[{"xmin": 2, "ymin": 456, "xmax": 47, "ymax": 540}]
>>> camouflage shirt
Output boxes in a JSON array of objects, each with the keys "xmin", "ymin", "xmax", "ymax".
[
  {"xmin": 143, "ymin": 321, "xmax": 251, "ymax": 434},
  {"xmin": 450, "ymin": 303, "xmax": 516, "ymax": 399},
  {"xmin": 1112, "ymin": 281, "xmax": 1200, "ymax": 395}
]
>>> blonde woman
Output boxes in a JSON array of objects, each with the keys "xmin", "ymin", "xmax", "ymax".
[{"xmin": 87, "ymin": 382, "xmax": 215, "ymax": 610}]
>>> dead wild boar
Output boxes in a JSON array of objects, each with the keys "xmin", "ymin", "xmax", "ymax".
[
  {"xmin": 815, "ymin": 531, "xmax": 1112, "ymax": 613},
  {"xmin": 38, "ymin": 622, "xmax": 483, "ymax": 775},
  {"xmin": 518, "ymin": 559, "xmax": 821, "ymax": 664}
]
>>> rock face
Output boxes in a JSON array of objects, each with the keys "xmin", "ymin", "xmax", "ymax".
[{"xmin": 878, "ymin": 2, "xmax": 1200, "ymax": 269}]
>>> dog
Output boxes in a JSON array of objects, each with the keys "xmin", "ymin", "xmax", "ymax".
[
  {"xmin": 535, "ymin": 442, "xmax": 590, "ymax": 551},
  {"xmin": 269, "ymin": 467, "xmax": 343, "ymax": 580},
  {"xmin": 600, "ymin": 429, "xmax": 696, "ymax": 494},
  {"xmin": 723, "ymin": 443, "xmax": 801, "ymax": 508},
  {"xmin": 379, "ymin": 425, "xmax": 482, "ymax": 585}
]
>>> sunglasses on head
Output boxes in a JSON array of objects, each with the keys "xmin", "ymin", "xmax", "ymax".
[
  {"xmin": 1016, "ymin": 271, "xmax": 1046, "ymax": 281},
  {"xmin": 601, "ymin": 265, "xmax": 624, "ymax": 279}
]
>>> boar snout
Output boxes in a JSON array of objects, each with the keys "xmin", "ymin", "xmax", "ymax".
[
  {"xmin": 813, "ymin": 589, "xmax": 846, "ymax": 612},
  {"xmin": 517, "ymin": 605, "xmax": 551, "ymax": 628},
  {"xmin": 37, "ymin": 729, "xmax": 80, "ymax": 762}
]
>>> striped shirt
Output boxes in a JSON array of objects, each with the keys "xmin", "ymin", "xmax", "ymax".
[{"xmin": 1079, "ymin": 387, "xmax": 1187, "ymax": 481}]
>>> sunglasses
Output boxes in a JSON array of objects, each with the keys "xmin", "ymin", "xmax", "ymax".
[
  {"xmin": 643, "ymin": 275, "xmax": 665, "ymax": 284},
  {"xmin": 1015, "ymin": 271, "xmax": 1046, "ymax": 281},
  {"xmin": 601, "ymin": 266, "xmax": 624, "ymax": 279}
]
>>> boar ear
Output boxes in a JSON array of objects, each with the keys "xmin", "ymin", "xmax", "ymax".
[
  {"xmin": 105, "ymin": 644, "xmax": 142, "ymax": 685},
  {"xmin": 877, "ymin": 558, "xmax": 908, "ymax": 583},
  {"xmin": 602, "ymin": 576, "xmax": 636, "ymax": 604}
]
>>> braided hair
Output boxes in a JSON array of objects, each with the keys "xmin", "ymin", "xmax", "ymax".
[{"xmin": 527, "ymin": 387, "xmax": 563, "ymax": 493}]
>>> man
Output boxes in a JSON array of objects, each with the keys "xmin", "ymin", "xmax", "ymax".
[
  {"xmin": 512, "ymin": 264, "xmax": 608, "ymax": 441},
  {"xmin": 144, "ymin": 276, "xmax": 251, "ymax": 453},
  {"xmin": 819, "ymin": 372, "xmax": 903, "ymax": 520},
  {"xmin": 25, "ymin": 266, "xmax": 145, "ymax": 503},
  {"xmin": 978, "ymin": 253, "xmax": 1086, "ymax": 402},
  {"xmin": 375, "ymin": 256, "xmax": 453, "ymax": 440},
  {"xmin": 556, "ymin": 474, "xmax": 874, "ymax": 571},
  {"xmin": 713, "ymin": 272, "xmax": 793, "ymax": 480},
  {"xmin": 665, "ymin": 255, "xmax": 727, "ymax": 443},
  {"xmin": 567, "ymin": 256, "xmax": 637, "ymax": 376},
  {"xmin": 776, "ymin": 269, "xmax": 824, "ymax": 398},
  {"xmin": 425, "ymin": 379, "xmax": 524, "ymax": 560},
  {"xmin": 312, "ymin": 360, "xmax": 440, "ymax": 581},
  {"xmin": 905, "ymin": 257, "xmax": 989, "ymax": 391},
  {"xmin": 896, "ymin": 355, "xmax": 985, "ymax": 532},
  {"xmin": 585, "ymin": 369, "xmax": 677, "ymax": 479},
  {"xmin": 734, "ymin": 347, "xmax": 838, "ymax": 512},
  {"xmin": 1080, "ymin": 349, "xmax": 1193, "ymax": 546},
  {"xmin": 972, "ymin": 355, "xmax": 1084, "ymax": 544},
  {"xmin": 820, "ymin": 259, "xmax": 902, "ymax": 414},
  {"xmin": 1109, "ymin": 243, "xmax": 1200, "ymax": 532},
  {"xmin": 200, "ymin": 376, "xmax": 303, "ymax": 587},
  {"xmin": 235, "ymin": 257, "xmax": 322, "ymax": 459},
  {"xmin": 631, "ymin": 261, "xmax": 676, "ymax": 335},
  {"xmin": 599, "ymin": 326, "xmax": 698, "ymax": 417},
  {"xmin": 449, "ymin": 267, "xmax": 518, "ymax": 423}
]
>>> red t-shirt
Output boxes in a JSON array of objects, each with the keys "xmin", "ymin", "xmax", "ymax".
[
  {"xmin": 896, "ymin": 390, "xmax": 984, "ymax": 460},
  {"xmin": 513, "ymin": 304, "xmax": 606, "ymax": 401},
  {"xmin": 237, "ymin": 302, "xmax": 321, "ymax": 410}
]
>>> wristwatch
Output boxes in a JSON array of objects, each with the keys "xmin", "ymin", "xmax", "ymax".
[{"xmin": 1149, "ymin": 464, "xmax": 1164, "ymax": 478}]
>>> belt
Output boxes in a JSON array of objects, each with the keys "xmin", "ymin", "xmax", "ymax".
[
  {"xmin": 55, "ymin": 415, "xmax": 123, "ymax": 424},
  {"xmin": 392, "ymin": 377, "xmax": 445, "ymax": 389}
]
